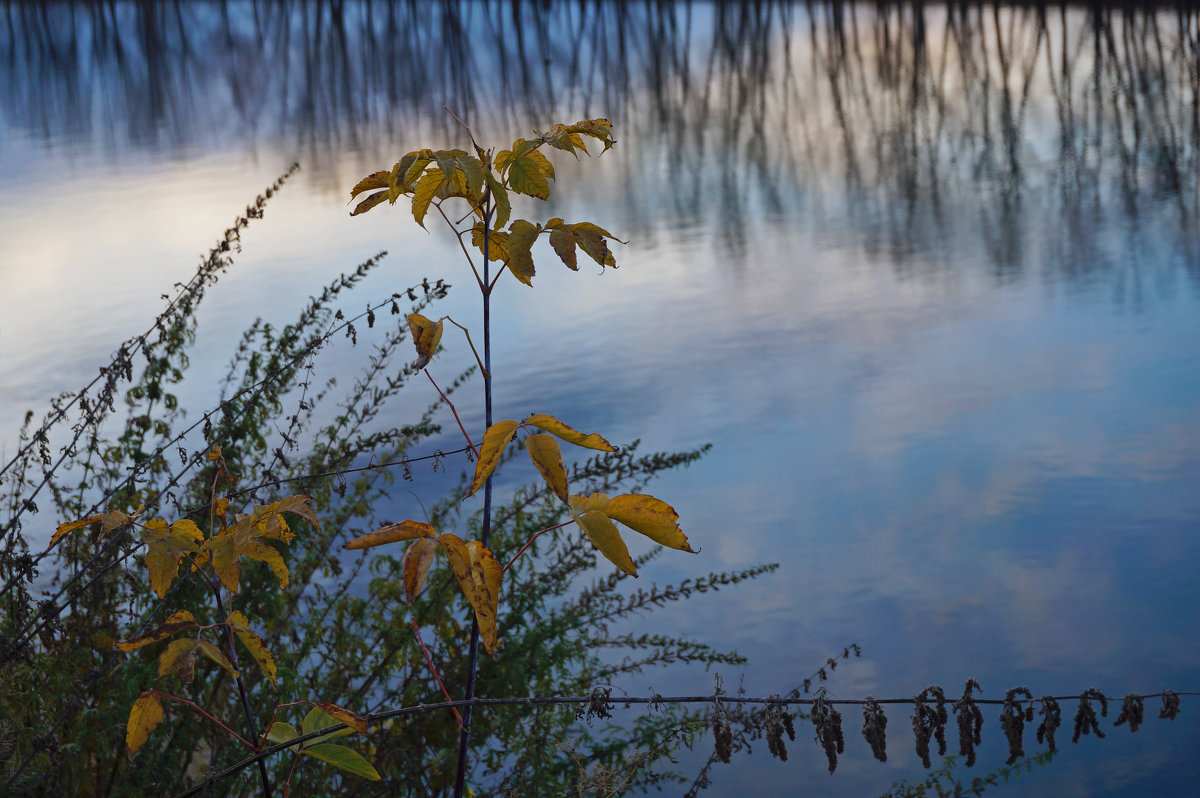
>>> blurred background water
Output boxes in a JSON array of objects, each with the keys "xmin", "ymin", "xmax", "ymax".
[{"xmin": 2, "ymin": 2, "xmax": 1199, "ymax": 794}]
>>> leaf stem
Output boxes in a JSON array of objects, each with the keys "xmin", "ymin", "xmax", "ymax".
[
  {"xmin": 147, "ymin": 689, "xmax": 255, "ymax": 749},
  {"xmin": 424, "ymin": 371, "xmax": 479, "ymax": 460},
  {"xmin": 502, "ymin": 519, "xmax": 573, "ymax": 573},
  {"xmin": 411, "ymin": 621, "xmax": 464, "ymax": 728},
  {"xmin": 442, "ymin": 316, "xmax": 490, "ymax": 378}
]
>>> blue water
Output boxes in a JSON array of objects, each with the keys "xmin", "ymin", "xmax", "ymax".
[{"xmin": 2, "ymin": 2, "xmax": 1199, "ymax": 795}]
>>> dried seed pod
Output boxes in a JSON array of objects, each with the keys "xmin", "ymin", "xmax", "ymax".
[
  {"xmin": 1114, "ymin": 694, "xmax": 1145, "ymax": 733},
  {"xmin": 1072, "ymin": 688, "xmax": 1108, "ymax": 743},
  {"xmin": 953, "ymin": 679, "xmax": 984, "ymax": 767},
  {"xmin": 811, "ymin": 689, "xmax": 845, "ymax": 773},
  {"xmin": 911, "ymin": 686, "xmax": 948, "ymax": 769},
  {"xmin": 1000, "ymin": 687, "xmax": 1033, "ymax": 765},
  {"xmin": 1037, "ymin": 697, "xmax": 1062, "ymax": 752},
  {"xmin": 862, "ymin": 698, "xmax": 888, "ymax": 762},
  {"xmin": 1159, "ymin": 691, "xmax": 1181, "ymax": 720}
]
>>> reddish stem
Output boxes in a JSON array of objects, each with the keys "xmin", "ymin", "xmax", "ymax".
[
  {"xmin": 411, "ymin": 620, "xmax": 464, "ymax": 728},
  {"xmin": 502, "ymin": 519, "xmax": 573, "ymax": 572},
  {"xmin": 425, "ymin": 370, "xmax": 480, "ymax": 460},
  {"xmin": 148, "ymin": 689, "xmax": 255, "ymax": 749},
  {"xmin": 282, "ymin": 752, "xmax": 301, "ymax": 798}
]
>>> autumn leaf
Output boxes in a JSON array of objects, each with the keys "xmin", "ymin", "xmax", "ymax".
[
  {"xmin": 471, "ymin": 223, "xmax": 510, "ymax": 263},
  {"xmin": 197, "ymin": 639, "xmax": 240, "ymax": 679},
  {"xmin": 466, "ymin": 419, "xmax": 520, "ymax": 496},
  {"xmin": 523, "ymin": 414, "xmax": 616, "ymax": 451},
  {"xmin": 406, "ymin": 313, "xmax": 444, "ymax": 370},
  {"xmin": 402, "ymin": 538, "xmax": 438, "ymax": 604},
  {"xmin": 344, "ymin": 520, "xmax": 436, "ymax": 550},
  {"xmin": 411, "ymin": 169, "xmax": 444, "ymax": 228},
  {"xmin": 227, "ymin": 610, "xmax": 277, "ymax": 687},
  {"xmin": 548, "ymin": 221, "xmax": 622, "ymax": 271},
  {"xmin": 485, "ymin": 173, "xmax": 511, "ymax": 229},
  {"xmin": 505, "ymin": 220, "xmax": 541, "ymax": 285},
  {"xmin": 497, "ymin": 139, "xmax": 554, "ymax": 199},
  {"xmin": 572, "ymin": 508, "xmax": 637, "ymax": 576},
  {"xmin": 126, "ymin": 692, "xmax": 164, "ymax": 755},
  {"xmin": 157, "ymin": 638, "xmax": 199, "ymax": 683},
  {"xmin": 141, "ymin": 518, "xmax": 203, "ymax": 598},
  {"xmin": 541, "ymin": 123, "xmax": 588, "ymax": 156},
  {"xmin": 525, "ymin": 434, "xmax": 568, "ymax": 502},
  {"xmin": 115, "ymin": 610, "xmax": 198, "ymax": 652},
  {"xmin": 197, "ymin": 498, "xmax": 310, "ymax": 593},
  {"xmin": 439, "ymin": 534, "xmax": 502, "ymax": 655},
  {"xmin": 311, "ymin": 702, "xmax": 369, "ymax": 735},
  {"xmin": 567, "ymin": 492, "xmax": 695, "ymax": 576},
  {"xmin": 51, "ymin": 509, "xmax": 133, "ymax": 547}
]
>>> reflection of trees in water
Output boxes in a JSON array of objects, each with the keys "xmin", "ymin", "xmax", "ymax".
[{"xmin": 4, "ymin": 1, "xmax": 1199, "ymax": 280}]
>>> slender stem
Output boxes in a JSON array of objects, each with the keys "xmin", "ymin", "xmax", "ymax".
[
  {"xmin": 502, "ymin": 519, "xmax": 573, "ymax": 572},
  {"xmin": 452, "ymin": 197, "xmax": 495, "ymax": 798},
  {"xmin": 435, "ymin": 203, "xmax": 485, "ymax": 291},
  {"xmin": 281, "ymin": 753, "xmax": 301, "ymax": 798},
  {"xmin": 412, "ymin": 621, "xmax": 464, "ymax": 728},
  {"xmin": 147, "ymin": 690, "xmax": 255, "ymax": 749},
  {"xmin": 443, "ymin": 316, "xmax": 490, "ymax": 378},
  {"xmin": 424, "ymin": 371, "xmax": 479, "ymax": 460},
  {"xmin": 211, "ymin": 586, "xmax": 273, "ymax": 797}
]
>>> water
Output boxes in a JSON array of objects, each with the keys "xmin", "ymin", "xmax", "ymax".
[{"xmin": 3, "ymin": 2, "xmax": 1199, "ymax": 795}]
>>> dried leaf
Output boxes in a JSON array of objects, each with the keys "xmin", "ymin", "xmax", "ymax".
[
  {"xmin": 505, "ymin": 220, "xmax": 540, "ymax": 286},
  {"xmin": 402, "ymin": 538, "xmax": 438, "ymax": 604},
  {"xmin": 345, "ymin": 520, "xmax": 437, "ymax": 550},
  {"xmin": 523, "ymin": 414, "xmax": 615, "ymax": 451},
  {"xmin": 157, "ymin": 638, "xmax": 199, "ymax": 683},
  {"xmin": 467, "ymin": 420, "xmax": 520, "ymax": 496},
  {"xmin": 406, "ymin": 313, "xmax": 444, "ymax": 370},
  {"xmin": 573, "ymin": 508, "xmax": 637, "ymax": 576},
  {"xmin": 311, "ymin": 702, "xmax": 369, "ymax": 735},
  {"xmin": 126, "ymin": 693, "xmax": 164, "ymax": 754},
  {"xmin": 115, "ymin": 610, "xmax": 198, "ymax": 652},
  {"xmin": 525, "ymin": 434, "xmax": 568, "ymax": 502}
]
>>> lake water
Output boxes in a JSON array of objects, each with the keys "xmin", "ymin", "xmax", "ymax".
[{"xmin": 3, "ymin": 2, "xmax": 1199, "ymax": 795}]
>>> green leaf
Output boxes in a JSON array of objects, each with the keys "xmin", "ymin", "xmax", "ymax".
[
  {"xmin": 485, "ymin": 173, "xmax": 511, "ymax": 229},
  {"xmin": 300, "ymin": 744, "xmax": 381, "ymax": 780},
  {"xmin": 301, "ymin": 707, "xmax": 356, "ymax": 744},
  {"xmin": 266, "ymin": 722, "xmax": 299, "ymax": 744}
]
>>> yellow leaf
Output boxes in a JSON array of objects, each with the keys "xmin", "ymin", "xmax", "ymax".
[
  {"xmin": 523, "ymin": 414, "xmax": 615, "ymax": 451},
  {"xmin": 525, "ymin": 434, "xmax": 568, "ymax": 502},
  {"xmin": 438, "ymin": 534, "xmax": 502, "ymax": 655},
  {"xmin": 602, "ymin": 494, "xmax": 694, "ymax": 552},
  {"xmin": 411, "ymin": 170, "xmax": 444, "ymax": 229},
  {"xmin": 542, "ymin": 123, "xmax": 587, "ymax": 156},
  {"xmin": 227, "ymin": 611, "xmax": 277, "ymax": 687},
  {"xmin": 157, "ymin": 638, "xmax": 199, "ymax": 682},
  {"xmin": 350, "ymin": 171, "xmax": 389, "ymax": 200},
  {"xmin": 311, "ymin": 701, "xmax": 369, "ymax": 735},
  {"xmin": 403, "ymin": 149, "xmax": 435, "ymax": 186},
  {"xmin": 126, "ymin": 693, "xmax": 164, "ymax": 755},
  {"xmin": 206, "ymin": 445, "xmax": 223, "ymax": 461},
  {"xmin": 467, "ymin": 420, "xmax": 520, "ymax": 496},
  {"xmin": 240, "ymin": 539, "xmax": 289, "ymax": 589},
  {"xmin": 197, "ymin": 639, "xmax": 240, "ymax": 679},
  {"xmin": 115, "ymin": 610, "xmax": 198, "ymax": 652},
  {"xmin": 402, "ymin": 538, "xmax": 438, "ymax": 604},
  {"xmin": 574, "ymin": 510, "xmax": 637, "ymax": 577},
  {"xmin": 142, "ymin": 518, "xmax": 203, "ymax": 598},
  {"xmin": 345, "ymin": 520, "xmax": 437, "ymax": 550},
  {"xmin": 456, "ymin": 153, "xmax": 487, "ymax": 200},
  {"xmin": 471, "ymin": 224, "xmax": 509, "ymax": 263},
  {"xmin": 351, "ymin": 190, "xmax": 391, "ymax": 217},
  {"xmin": 256, "ymin": 495, "xmax": 318, "ymax": 530},
  {"xmin": 505, "ymin": 220, "xmax": 540, "ymax": 285},
  {"xmin": 406, "ymin": 313, "xmax": 444, "ymax": 370},
  {"xmin": 51, "ymin": 515, "xmax": 103, "ymax": 547},
  {"xmin": 202, "ymin": 533, "xmax": 240, "ymax": 593},
  {"xmin": 567, "ymin": 118, "xmax": 616, "ymax": 152}
]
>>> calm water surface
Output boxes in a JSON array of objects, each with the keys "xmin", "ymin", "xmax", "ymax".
[{"xmin": 3, "ymin": 2, "xmax": 1199, "ymax": 795}]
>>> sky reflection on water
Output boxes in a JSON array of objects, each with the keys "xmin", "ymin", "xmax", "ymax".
[{"xmin": 3, "ymin": 2, "xmax": 1200, "ymax": 795}]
